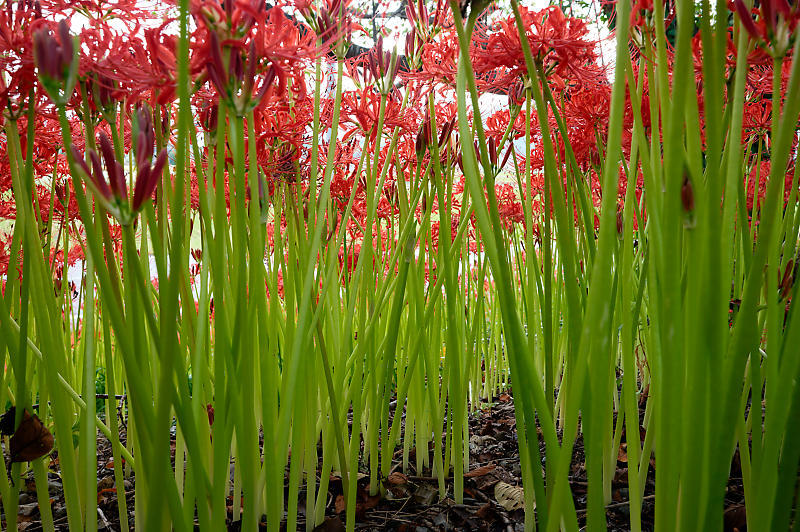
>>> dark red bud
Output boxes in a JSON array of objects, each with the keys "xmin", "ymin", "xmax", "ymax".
[
  {"xmin": 57, "ymin": 19, "xmax": 72, "ymax": 67},
  {"xmin": 681, "ymin": 175, "xmax": 694, "ymax": 212},
  {"xmin": 70, "ymin": 144, "xmax": 91, "ymax": 178},
  {"xmin": 132, "ymin": 148, "xmax": 166, "ymax": 211},
  {"xmin": 99, "ymin": 133, "xmax": 127, "ymax": 201},
  {"xmin": 88, "ymin": 149, "xmax": 113, "ymax": 201},
  {"xmin": 500, "ymin": 144, "xmax": 514, "ymax": 169}
]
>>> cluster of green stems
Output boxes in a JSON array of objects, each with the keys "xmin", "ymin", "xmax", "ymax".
[{"xmin": 1, "ymin": 0, "xmax": 800, "ymax": 531}]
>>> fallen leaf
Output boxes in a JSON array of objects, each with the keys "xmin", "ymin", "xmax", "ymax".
[
  {"xmin": 476, "ymin": 502, "xmax": 498, "ymax": 520},
  {"xmin": 356, "ymin": 494, "xmax": 380, "ymax": 516},
  {"xmin": 1, "ymin": 408, "xmax": 54, "ymax": 462},
  {"xmin": 618, "ymin": 443, "xmax": 628, "ymax": 463},
  {"xmin": 384, "ymin": 472, "xmax": 411, "ymax": 498},
  {"xmin": 386, "ymin": 472, "xmax": 408, "ymax": 486},
  {"xmin": 334, "ymin": 495, "xmax": 346, "ymax": 514},
  {"xmin": 494, "ymin": 482, "xmax": 529, "ymax": 511},
  {"xmin": 465, "ymin": 464, "xmax": 496, "ymax": 478},
  {"xmin": 313, "ymin": 516, "xmax": 345, "ymax": 532}
]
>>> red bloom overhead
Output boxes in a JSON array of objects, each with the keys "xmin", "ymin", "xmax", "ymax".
[{"xmin": 472, "ymin": 6, "xmax": 600, "ymax": 90}]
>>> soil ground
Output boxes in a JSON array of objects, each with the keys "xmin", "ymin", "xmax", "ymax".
[{"xmin": 1, "ymin": 391, "xmax": 749, "ymax": 531}]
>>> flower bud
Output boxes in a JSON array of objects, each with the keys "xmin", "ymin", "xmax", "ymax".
[
  {"xmin": 33, "ymin": 20, "xmax": 77, "ymax": 103},
  {"xmin": 681, "ymin": 175, "xmax": 694, "ymax": 212}
]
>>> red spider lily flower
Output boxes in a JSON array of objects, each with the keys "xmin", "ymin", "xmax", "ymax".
[
  {"xmin": 630, "ymin": 0, "xmax": 654, "ymax": 28},
  {"xmin": 82, "ymin": 72, "xmax": 117, "ymax": 116},
  {"xmin": 205, "ymin": 32, "xmax": 278, "ymax": 115},
  {"xmin": 33, "ymin": 19, "xmax": 78, "ymax": 104},
  {"xmin": 43, "ymin": 0, "xmax": 155, "ymax": 28},
  {"xmin": 349, "ymin": 36, "xmax": 400, "ymax": 94},
  {"xmin": 406, "ymin": 0, "xmax": 448, "ymax": 43},
  {"xmin": 0, "ymin": 0, "xmax": 41, "ymax": 119},
  {"xmin": 253, "ymin": 97, "xmax": 313, "ymax": 148},
  {"xmin": 92, "ymin": 22, "xmax": 178, "ymax": 106},
  {"xmin": 367, "ymin": 36, "xmax": 399, "ymax": 93},
  {"xmin": 484, "ymin": 108, "xmax": 528, "ymax": 140},
  {"xmin": 339, "ymin": 89, "xmax": 409, "ymax": 143},
  {"xmin": 744, "ymin": 160, "xmax": 797, "ymax": 212},
  {"xmin": 733, "ymin": 0, "xmax": 800, "ymax": 57},
  {"xmin": 191, "ymin": 5, "xmax": 312, "ymax": 115},
  {"xmin": 405, "ymin": 29, "xmax": 459, "ymax": 87},
  {"xmin": 298, "ymin": 0, "xmax": 358, "ymax": 58},
  {"xmin": 471, "ymin": 6, "xmax": 599, "ymax": 91},
  {"xmin": 402, "ymin": 0, "xmax": 451, "ymax": 67}
]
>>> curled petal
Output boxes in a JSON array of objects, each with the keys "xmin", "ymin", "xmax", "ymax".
[
  {"xmin": 774, "ymin": 0, "xmax": 793, "ymax": 17},
  {"xmin": 253, "ymin": 64, "xmax": 277, "ymax": 105},
  {"xmin": 734, "ymin": 0, "xmax": 761, "ymax": 40}
]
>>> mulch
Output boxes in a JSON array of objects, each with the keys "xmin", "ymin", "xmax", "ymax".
[{"xmin": 1, "ymin": 391, "xmax": 748, "ymax": 531}]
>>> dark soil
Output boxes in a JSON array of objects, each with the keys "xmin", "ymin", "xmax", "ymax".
[{"xmin": 1, "ymin": 392, "xmax": 748, "ymax": 531}]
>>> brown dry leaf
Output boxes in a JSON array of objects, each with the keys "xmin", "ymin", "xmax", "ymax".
[
  {"xmin": 313, "ymin": 516, "xmax": 345, "ymax": 532},
  {"xmin": 386, "ymin": 472, "xmax": 408, "ymax": 486},
  {"xmin": 494, "ymin": 482, "xmax": 529, "ymax": 511},
  {"xmin": 498, "ymin": 393, "xmax": 511, "ymax": 403},
  {"xmin": 465, "ymin": 464, "xmax": 497, "ymax": 478},
  {"xmin": 97, "ymin": 487, "xmax": 117, "ymax": 505},
  {"xmin": 356, "ymin": 494, "xmax": 381, "ymax": 516},
  {"xmin": 618, "ymin": 443, "xmax": 628, "ymax": 463},
  {"xmin": 4, "ymin": 409, "xmax": 54, "ymax": 462},
  {"xmin": 476, "ymin": 502, "xmax": 498, "ymax": 520},
  {"xmin": 334, "ymin": 495, "xmax": 346, "ymax": 514}
]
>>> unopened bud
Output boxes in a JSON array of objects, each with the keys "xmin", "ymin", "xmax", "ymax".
[{"xmin": 681, "ymin": 175, "xmax": 694, "ymax": 212}]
